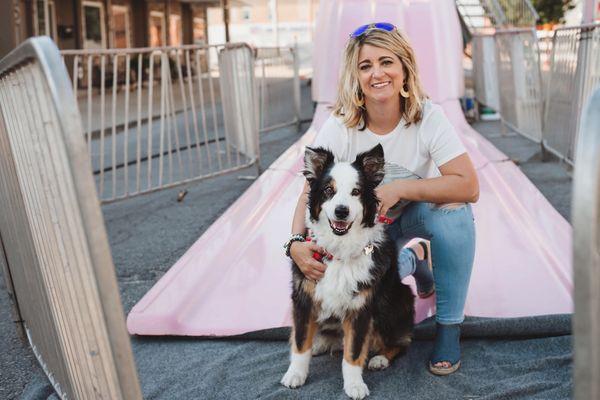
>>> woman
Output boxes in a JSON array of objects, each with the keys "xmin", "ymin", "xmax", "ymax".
[{"xmin": 284, "ymin": 23, "xmax": 478, "ymax": 375}]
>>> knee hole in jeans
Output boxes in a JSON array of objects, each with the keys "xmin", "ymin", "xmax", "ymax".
[{"xmin": 428, "ymin": 202, "xmax": 468, "ymax": 212}]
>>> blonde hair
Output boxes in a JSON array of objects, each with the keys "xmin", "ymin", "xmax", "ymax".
[{"xmin": 332, "ymin": 28, "xmax": 427, "ymax": 130}]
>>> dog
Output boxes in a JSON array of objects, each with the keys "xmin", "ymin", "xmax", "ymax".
[{"xmin": 281, "ymin": 144, "xmax": 415, "ymax": 400}]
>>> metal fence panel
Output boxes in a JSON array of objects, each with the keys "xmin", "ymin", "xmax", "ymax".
[
  {"xmin": 219, "ymin": 45, "xmax": 258, "ymax": 161},
  {"xmin": 543, "ymin": 24, "xmax": 600, "ymax": 164},
  {"xmin": 495, "ymin": 28, "xmax": 543, "ymax": 142},
  {"xmin": 572, "ymin": 87, "xmax": 600, "ymax": 400},
  {"xmin": 0, "ymin": 37, "xmax": 141, "ymax": 400},
  {"xmin": 61, "ymin": 44, "xmax": 260, "ymax": 203},
  {"xmin": 472, "ymin": 34, "xmax": 500, "ymax": 110},
  {"xmin": 255, "ymin": 45, "xmax": 301, "ymax": 133}
]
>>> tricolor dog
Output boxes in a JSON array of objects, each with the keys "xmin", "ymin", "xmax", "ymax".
[{"xmin": 281, "ymin": 144, "xmax": 415, "ymax": 399}]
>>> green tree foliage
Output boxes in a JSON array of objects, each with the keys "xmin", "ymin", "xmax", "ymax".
[{"xmin": 532, "ymin": 0, "xmax": 577, "ymax": 24}]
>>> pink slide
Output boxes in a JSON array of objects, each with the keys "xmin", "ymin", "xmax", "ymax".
[{"xmin": 127, "ymin": 0, "xmax": 572, "ymax": 336}]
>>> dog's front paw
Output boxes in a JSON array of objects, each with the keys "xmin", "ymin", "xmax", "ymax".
[
  {"xmin": 367, "ymin": 355, "xmax": 389, "ymax": 371},
  {"xmin": 280, "ymin": 369, "xmax": 308, "ymax": 389},
  {"xmin": 344, "ymin": 381, "xmax": 370, "ymax": 399}
]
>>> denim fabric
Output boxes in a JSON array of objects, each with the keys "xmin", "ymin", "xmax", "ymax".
[{"xmin": 386, "ymin": 202, "xmax": 476, "ymax": 324}]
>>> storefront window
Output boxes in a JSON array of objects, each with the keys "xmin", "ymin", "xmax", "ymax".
[
  {"xmin": 111, "ymin": 6, "xmax": 130, "ymax": 48},
  {"xmin": 83, "ymin": 1, "xmax": 105, "ymax": 49},
  {"xmin": 169, "ymin": 14, "xmax": 182, "ymax": 46},
  {"xmin": 193, "ymin": 17, "xmax": 206, "ymax": 45},
  {"xmin": 149, "ymin": 11, "xmax": 165, "ymax": 47}
]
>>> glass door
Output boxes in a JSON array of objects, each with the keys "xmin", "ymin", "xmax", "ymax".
[
  {"xmin": 82, "ymin": 1, "xmax": 106, "ymax": 49},
  {"xmin": 111, "ymin": 5, "xmax": 131, "ymax": 48}
]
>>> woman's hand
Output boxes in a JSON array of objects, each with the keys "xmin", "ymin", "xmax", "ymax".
[
  {"xmin": 290, "ymin": 241, "xmax": 327, "ymax": 281},
  {"xmin": 375, "ymin": 182, "xmax": 401, "ymax": 216}
]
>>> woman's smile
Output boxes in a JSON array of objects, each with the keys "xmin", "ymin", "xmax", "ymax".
[{"xmin": 371, "ymin": 81, "xmax": 391, "ymax": 89}]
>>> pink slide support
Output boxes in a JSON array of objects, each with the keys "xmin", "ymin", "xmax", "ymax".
[{"xmin": 127, "ymin": 0, "xmax": 572, "ymax": 336}]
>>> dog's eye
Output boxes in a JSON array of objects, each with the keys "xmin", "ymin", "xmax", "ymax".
[
  {"xmin": 324, "ymin": 186, "xmax": 334, "ymax": 196},
  {"xmin": 351, "ymin": 188, "xmax": 361, "ymax": 196}
]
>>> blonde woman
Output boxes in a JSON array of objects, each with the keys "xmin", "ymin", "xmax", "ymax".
[{"xmin": 285, "ymin": 23, "xmax": 478, "ymax": 375}]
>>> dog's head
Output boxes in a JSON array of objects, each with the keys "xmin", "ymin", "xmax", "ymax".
[{"xmin": 303, "ymin": 144, "xmax": 385, "ymax": 235}]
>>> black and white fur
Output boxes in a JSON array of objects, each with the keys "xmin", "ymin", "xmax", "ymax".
[{"xmin": 281, "ymin": 144, "xmax": 415, "ymax": 400}]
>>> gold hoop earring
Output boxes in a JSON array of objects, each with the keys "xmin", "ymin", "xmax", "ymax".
[
  {"xmin": 400, "ymin": 85, "xmax": 409, "ymax": 98},
  {"xmin": 355, "ymin": 90, "xmax": 365, "ymax": 107}
]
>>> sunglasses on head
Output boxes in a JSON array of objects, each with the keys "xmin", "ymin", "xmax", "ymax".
[{"xmin": 349, "ymin": 22, "xmax": 396, "ymax": 39}]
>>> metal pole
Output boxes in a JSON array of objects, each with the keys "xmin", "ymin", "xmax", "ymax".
[
  {"xmin": 269, "ymin": 0, "xmax": 279, "ymax": 47},
  {"xmin": 573, "ymin": 88, "xmax": 600, "ymax": 400},
  {"xmin": 292, "ymin": 42, "xmax": 301, "ymax": 132},
  {"xmin": 582, "ymin": 0, "xmax": 597, "ymax": 24},
  {"xmin": 222, "ymin": 0, "xmax": 230, "ymax": 43}
]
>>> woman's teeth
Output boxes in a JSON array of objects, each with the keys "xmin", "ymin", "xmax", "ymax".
[{"xmin": 371, "ymin": 81, "xmax": 390, "ymax": 88}]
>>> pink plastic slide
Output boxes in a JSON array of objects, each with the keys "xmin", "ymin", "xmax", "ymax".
[{"xmin": 127, "ymin": 0, "xmax": 572, "ymax": 336}]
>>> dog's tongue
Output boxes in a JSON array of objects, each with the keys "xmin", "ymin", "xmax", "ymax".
[{"xmin": 332, "ymin": 220, "xmax": 349, "ymax": 230}]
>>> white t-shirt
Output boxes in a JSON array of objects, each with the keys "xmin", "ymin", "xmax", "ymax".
[{"xmin": 313, "ymin": 100, "xmax": 466, "ymax": 181}]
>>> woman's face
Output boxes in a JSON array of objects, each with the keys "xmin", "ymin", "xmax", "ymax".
[{"xmin": 357, "ymin": 44, "xmax": 405, "ymax": 104}]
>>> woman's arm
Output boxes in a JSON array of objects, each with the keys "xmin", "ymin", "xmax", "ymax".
[
  {"xmin": 291, "ymin": 181, "xmax": 310, "ymax": 235},
  {"xmin": 289, "ymin": 181, "xmax": 328, "ymax": 281},
  {"xmin": 376, "ymin": 153, "xmax": 479, "ymax": 215}
]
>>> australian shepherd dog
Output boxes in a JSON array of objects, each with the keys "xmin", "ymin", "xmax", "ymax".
[{"xmin": 281, "ymin": 144, "xmax": 415, "ymax": 399}]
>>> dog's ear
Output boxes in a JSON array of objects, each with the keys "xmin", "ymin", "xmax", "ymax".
[
  {"xmin": 304, "ymin": 147, "xmax": 334, "ymax": 182},
  {"xmin": 354, "ymin": 144, "xmax": 385, "ymax": 186}
]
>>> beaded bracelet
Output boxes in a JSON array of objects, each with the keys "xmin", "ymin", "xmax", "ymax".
[{"xmin": 283, "ymin": 233, "xmax": 306, "ymax": 258}]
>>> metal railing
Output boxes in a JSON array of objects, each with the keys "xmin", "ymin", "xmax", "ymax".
[
  {"xmin": 572, "ymin": 87, "xmax": 600, "ymax": 400},
  {"xmin": 543, "ymin": 23, "xmax": 600, "ymax": 165},
  {"xmin": 255, "ymin": 45, "xmax": 301, "ymax": 133},
  {"xmin": 494, "ymin": 28, "xmax": 544, "ymax": 142},
  {"xmin": 61, "ymin": 43, "xmax": 259, "ymax": 203},
  {"xmin": 472, "ymin": 33, "xmax": 500, "ymax": 110},
  {"xmin": 0, "ymin": 37, "xmax": 141, "ymax": 399},
  {"xmin": 472, "ymin": 23, "xmax": 600, "ymax": 165}
]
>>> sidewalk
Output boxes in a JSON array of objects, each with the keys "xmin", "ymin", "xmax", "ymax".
[
  {"xmin": 473, "ymin": 120, "xmax": 572, "ymax": 221},
  {"xmin": 0, "ymin": 96, "xmax": 573, "ymax": 399}
]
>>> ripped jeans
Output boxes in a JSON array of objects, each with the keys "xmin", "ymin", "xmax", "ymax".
[{"xmin": 386, "ymin": 202, "xmax": 476, "ymax": 324}]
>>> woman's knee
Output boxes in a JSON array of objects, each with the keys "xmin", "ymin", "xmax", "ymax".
[{"xmin": 401, "ymin": 202, "xmax": 474, "ymax": 239}]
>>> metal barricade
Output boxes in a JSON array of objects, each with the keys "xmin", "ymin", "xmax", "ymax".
[
  {"xmin": 61, "ymin": 43, "xmax": 259, "ymax": 203},
  {"xmin": 472, "ymin": 33, "xmax": 500, "ymax": 110},
  {"xmin": 494, "ymin": 28, "xmax": 544, "ymax": 142},
  {"xmin": 543, "ymin": 23, "xmax": 600, "ymax": 165},
  {"xmin": 0, "ymin": 37, "xmax": 142, "ymax": 399},
  {"xmin": 572, "ymin": 87, "xmax": 600, "ymax": 400},
  {"xmin": 255, "ymin": 45, "xmax": 301, "ymax": 133}
]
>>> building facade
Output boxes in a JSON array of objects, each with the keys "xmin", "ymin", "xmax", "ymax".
[{"xmin": 2, "ymin": 0, "xmax": 216, "ymax": 56}]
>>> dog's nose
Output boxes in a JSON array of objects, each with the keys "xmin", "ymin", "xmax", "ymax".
[{"xmin": 335, "ymin": 205, "xmax": 350, "ymax": 220}]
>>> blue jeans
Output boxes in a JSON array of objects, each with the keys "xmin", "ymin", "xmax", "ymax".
[{"xmin": 386, "ymin": 202, "xmax": 476, "ymax": 324}]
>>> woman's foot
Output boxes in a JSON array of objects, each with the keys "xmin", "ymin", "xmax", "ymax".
[
  {"xmin": 407, "ymin": 241, "xmax": 435, "ymax": 298},
  {"xmin": 429, "ymin": 323, "xmax": 461, "ymax": 375}
]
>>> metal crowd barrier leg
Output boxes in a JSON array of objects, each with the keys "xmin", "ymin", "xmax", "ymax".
[
  {"xmin": 572, "ymin": 88, "xmax": 600, "ymax": 400},
  {"xmin": 0, "ymin": 37, "xmax": 142, "ymax": 400}
]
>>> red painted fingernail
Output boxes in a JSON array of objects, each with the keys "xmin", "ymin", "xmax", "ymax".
[
  {"xmin": 305, "ymin": 237, "xmax": 311, "ymax": 242},
  {"xmin": 313, "ymin": 252, "xmax": 323, "ymax": 261}
]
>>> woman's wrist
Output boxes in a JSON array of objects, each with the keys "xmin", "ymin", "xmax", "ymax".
[
  {"xmin": 391, "ymin": 179, "xmax": 406, "ymax": 202},
  {"xmin": 283, "ymin": 233, "xmax": 305, "ymax": 258}
]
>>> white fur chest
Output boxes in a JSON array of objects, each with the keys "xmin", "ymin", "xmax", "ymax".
[{"xmin": 314, "ymin": 255, "xmax": 374, "ymax": 321}]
